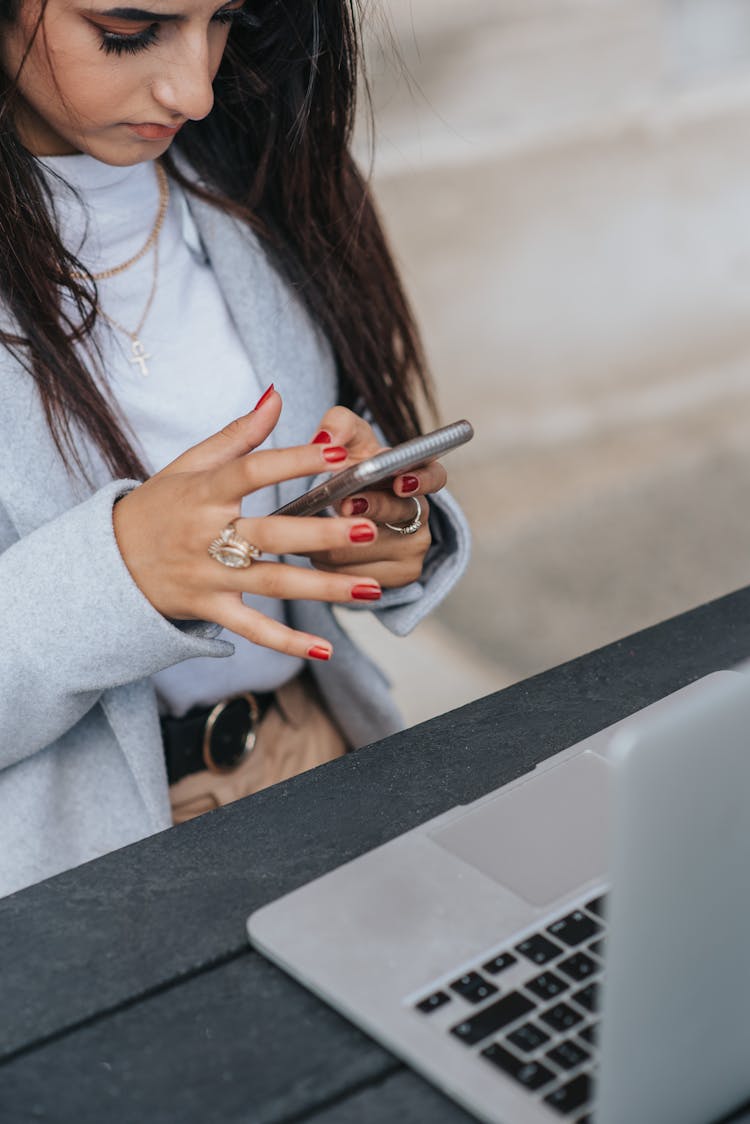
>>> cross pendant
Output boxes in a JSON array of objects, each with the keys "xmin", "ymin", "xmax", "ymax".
[{"xmin": 129, "ymin": 337, "xmax": 151, "ymax": 377}]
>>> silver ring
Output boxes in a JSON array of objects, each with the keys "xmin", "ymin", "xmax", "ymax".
[
  {"xmin": 208, "ymin": 520, "xmax": 263, "ymax": 569},
  {"xmin": 384, "ymin": 496, "xmax": 423, "ymax": 536}
]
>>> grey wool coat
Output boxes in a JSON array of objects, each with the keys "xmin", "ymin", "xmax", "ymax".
[{"xmin": 0, "ymin": 173, "xmax": 471, "ymax": 899}]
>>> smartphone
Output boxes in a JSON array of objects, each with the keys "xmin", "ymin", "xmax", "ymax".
[{"xmin": 272, "ymin": 419, "xmax": 474, "ymax": 517}]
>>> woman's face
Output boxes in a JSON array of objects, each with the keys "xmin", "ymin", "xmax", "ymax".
[{"xmin": 0, "ymin": 0, "xmax": 245, "ymax": 162}]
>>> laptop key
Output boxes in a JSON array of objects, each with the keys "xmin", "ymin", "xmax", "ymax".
[
  {"xmin": 588, "ymin": 938, "xmax": 605, "ymax": 958},
  {"xmin": 525, "ymin": 971, "xmax": 569, "ymax": 1001},
  {"xmin": 515, "ymin": 934, "xmax": 563, "ymax": 964},
  {"xmin": 450, "ymin": 991, "xmax": 536, "ymax": 1046},
  {"xmin": 571, "ymin": 982, "xmax": 600, "ymax": 1014},
  {"xmin": 482, "ymin": 951, "xmax": 517, "ymax": 976},
  {"xmin": 449, "ymin": 972, "xmax": 498, "ymax": 1004},
  {"xmin": 543, "ymin": 1072, "xmax": 592, "ymax": 1115},
  {"xmin": 546, "ymin": 1037, "xmax": 591, "ymax": 1070},
  {"xmin": 557, "ymin": 952, "xmax": 597, "ymax": 982},
  {"xmin": 548, "ymin": 910, "xmax": 602, "ymax": 947},
  {"xmin": 506, "ymin": 1021, "xmax": 550, "ymax": 1053},
  {"xmin": 540, "ymin": 1002, "xmax": 584, "ymax": 1034},
  {"xmin": 481, "ymin": 1043, "xmax": 555, "ymax": 1091},
  {"xmin": 585, "ymin": 894, "xmax": 608, "ymax": 917},
  {"xmin": 416, "ymin": 990, "xmax": 451, "ymax": 1014},
  {"xmin": 578, "ymin": 1021, "xmax": 599, "ymax": 1044}
]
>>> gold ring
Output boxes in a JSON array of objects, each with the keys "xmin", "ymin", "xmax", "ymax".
[{"xmin": 207, "ymin": 520, "xmax": 262, "ymax": 569}]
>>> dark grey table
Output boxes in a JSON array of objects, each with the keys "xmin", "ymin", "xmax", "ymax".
[{"xmin": 3, "ymin": 587, "xmax": 750, "ymax": 1124}]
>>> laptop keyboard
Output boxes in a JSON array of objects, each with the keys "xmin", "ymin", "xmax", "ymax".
[{"xmin": 412, "ymin": 893, "xmax": 608, "ymax": 1121}]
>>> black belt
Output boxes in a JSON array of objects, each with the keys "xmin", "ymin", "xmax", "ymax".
[{"xmin": 161, "ymin": 691, "xmax": 275, "ymax": 785}]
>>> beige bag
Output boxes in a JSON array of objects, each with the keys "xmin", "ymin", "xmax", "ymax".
[{"xmin": 168, "ymin": 673, "xmax": 348, "ymax": 824}]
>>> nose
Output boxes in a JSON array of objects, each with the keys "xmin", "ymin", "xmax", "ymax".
[{"xmin": 150, "ymin": 36, "xmax": 215, "ymax": 122}]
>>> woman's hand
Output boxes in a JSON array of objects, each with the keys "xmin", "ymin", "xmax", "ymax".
[
  {"xmin": 112, "ymin": 390, "xmax": 382, "ymax": 661},
  {"xmin": 306, "ymin": 406, "xmax": 448, "ymax": 588}
]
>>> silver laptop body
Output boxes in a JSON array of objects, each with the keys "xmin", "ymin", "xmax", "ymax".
[{"xmin": 247, "ymin": 670, "xmax": 750, "ymax": 1123}]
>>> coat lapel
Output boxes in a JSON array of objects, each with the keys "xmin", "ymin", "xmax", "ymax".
[
  {"xmin": 0, "ymin": 359, "xmax": 102, "ymax": 535},
  {"xmin": 0, "ymin": 363, "xmax": 170, "ymax": 826},
  {"xmin": 0, "ymin": 175, "xmax": 339, "ymax": 829}
]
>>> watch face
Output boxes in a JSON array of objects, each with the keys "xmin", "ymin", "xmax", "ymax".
[{"xmin": 208, "ymin": 696, "xmax": 253, "ymax": 769}]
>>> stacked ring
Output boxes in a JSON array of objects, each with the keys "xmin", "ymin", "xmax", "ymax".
[{"xmin": 208, "ymin": 520, "xmax": 262, "ymax": 569}]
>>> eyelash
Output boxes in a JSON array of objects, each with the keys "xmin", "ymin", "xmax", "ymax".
[{"xmin": 98, "ymin": 5, "xmax": 253, "ymax": 56}]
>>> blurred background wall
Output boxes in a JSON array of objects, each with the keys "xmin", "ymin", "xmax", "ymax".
[{"xmin": 339, "ymin": 0, "xmax": 750, "ymax": 725}]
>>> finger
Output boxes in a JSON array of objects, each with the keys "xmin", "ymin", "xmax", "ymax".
[
  {"xmin": 212, "ymin": 598, "xmax": 335, "ymax": 661},
  {"xmin": 311, "ymin": 557, "xmax": 427, "ymax": 588},
  {"xmin": 160, "ymin": 387, "xmax": 282, "ymax": 476},
  {"xmin": 211, "ymin": 557, "xmax": 383, "ymax": 604},
  {"xmin": 338, "ymin": 464, "xmax": 446, "ymax": 516},
  {"xmin": 310, "ymin": 521, "xmax": 431, "ymax": 566},
  {"xmin": 310, "ymin": 405, "xmax": 386, "ymax": 460},
  {"xmin": 339, "ymin": 492, "xmax": 430, "ymax": 527},
  {"xmin": 212, "ymin": 442, "xmax": 351, "ymax": 503},
  {"xmin": 233, "ymin": 515, "xmax": 378, "ymax": 555},
  {"xmin": 392, "ymin": 459, "xmax": 447, "ymax": 499}
]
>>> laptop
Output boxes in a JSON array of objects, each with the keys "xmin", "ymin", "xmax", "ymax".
[{"xmin": 247, "ymin": 670, "xmax": 750, "ymax": 1123}]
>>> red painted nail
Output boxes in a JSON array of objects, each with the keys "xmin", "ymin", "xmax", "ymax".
[
  {"xmin": 323, "ymin": 446, "xmax": 347, "ymax": 464},
  {"xmin": 312, "ymin": 430, "xmax": 332, "ymax": 444},
  {"xmin": 307, "ymin": 645, "xmax": 332, "ymax": 661},
  {"xmin": 351, "ymin": 584, "xmax": 381, "ymax": 601},
  {"xmin": 253, "ymin": 383, "xmax": 275, "ymax": 410},
  {"xmin": 349, "ymin": 523, "xmax": 375, "ymax": 543},
  {"xmin": 400, "ymin": 475, "xmax": 419, "ymax": 494},
  {"xmin": 349, "ymin": 497, "xmax": 369, "ymax": 516}
]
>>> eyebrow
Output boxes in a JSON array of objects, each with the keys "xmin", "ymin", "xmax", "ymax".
[{"xmin": 97, "ymin": 7, "xmax": 182, "ymax": 19}]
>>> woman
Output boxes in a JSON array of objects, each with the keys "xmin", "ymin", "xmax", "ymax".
[{"xmin": 0, "ymin": 0, "xmax": 470, "ymax": 896}]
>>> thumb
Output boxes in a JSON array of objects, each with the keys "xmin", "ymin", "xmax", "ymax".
[{"xmin": 161, "ymin": 387, "xmax": 281, "ymax": 475}]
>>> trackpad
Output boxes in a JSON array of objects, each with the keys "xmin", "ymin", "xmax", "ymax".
[{"xmin": 428, "ymin": 752, "xmax": 611, "ymax": 907}]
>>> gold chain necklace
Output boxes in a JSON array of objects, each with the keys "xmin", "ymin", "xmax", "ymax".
[
  {"xmin": 97, "ymin": 238, "xmax": 160, "ymax": 377},
  {"xmin": 70, "ymin": 161, "xmax": 169, "ymax": 281},
  {"xmin": 90, "ymin": 161, "xmax": 170, "ymax": 377}
]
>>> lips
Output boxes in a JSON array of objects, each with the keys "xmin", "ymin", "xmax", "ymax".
[{"xmin": 128, "ymin": 122, "xmax": 183, "ymax": 140}]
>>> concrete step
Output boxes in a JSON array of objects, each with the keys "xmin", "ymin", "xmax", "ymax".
[
  {"xmin": 359, "ymin": 0, "xmax": 750, "ymax": 175},
  {"xmin": 369, "ymin": 107, "xmax": 750, "ymax": 428},
  {"xmin": 343, "ymin": 1, "xmax": 750, "ymax": 724}
]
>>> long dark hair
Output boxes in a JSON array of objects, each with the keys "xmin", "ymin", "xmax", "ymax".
[{"xmin": 0, "ymin": 0, "xmax": 434, "ymax": 482}]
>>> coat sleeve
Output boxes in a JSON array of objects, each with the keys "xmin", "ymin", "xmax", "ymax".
[
  {"xmin": 0, "ymin": 479, "xmax": 232, "ymax": 769},
  {"xmin": 350, "ymin": 486, "xmax": 471, "ymax": 636},
  {"xmin": 331, "ymin": 413, "xmax": 472, "ymax": 637}
]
